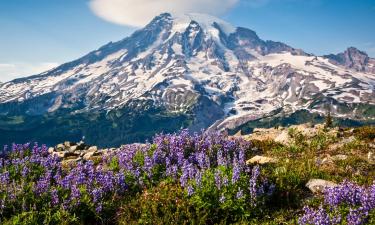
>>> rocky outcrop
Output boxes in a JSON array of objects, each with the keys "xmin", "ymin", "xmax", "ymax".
[
  {"xmin": 49, "ymin": 141, "xmax": 113, "ymax": 163},
  {"xmin": 324, "ymin": 47, "xmax": 375, "ymax": 73},
  {"xmin": 240, "ymin": 123, "xmax": 339, "ymax": 144}
]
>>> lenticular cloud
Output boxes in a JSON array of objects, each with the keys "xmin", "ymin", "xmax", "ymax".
[{"xmin": 89, "ymin": 0, "xmax": 239, "ymax": 27}]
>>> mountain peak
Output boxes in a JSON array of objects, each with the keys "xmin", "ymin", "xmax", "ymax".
[
  {"xmin": 1, "ymin": 12, "xmax": 374, "ymax": 147},
  {"xmin": 345, "ymin": 46, "xmax": 368, "ymax": 58},
  {"xmin": 324, "ymin": 46, "xmax": 374, "ymax": 72},
  {"xmin": 171, "ymin": 13, "xmax": 237, "ymax": 35}
]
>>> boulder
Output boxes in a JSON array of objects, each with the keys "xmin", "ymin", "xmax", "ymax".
[
  {"xmin": 331, "ymin": 154, "xmax": 348, "ymax": 161},
  {"xmin": 56, "ymin": 144, "xmax": 65, "ymax": 151},
  {"xmin": 64, "ymin": 141, "xmax": 74, "ymax": 147},
  {"xmin": 62, "ymin": 157, "xmax": 82, "ymax": 167},
  {"xmin": 246, "ymin": 155, "xmax": 278, "ymax": 165},
  {"xmin": 87, "ymin": 146, "xmax": 98, "ymax": 152},
  {"xmin": 52, "ymin": 151, "xmax": 66, "ymax": 158},
  {"xmin": 64, "ymin": 151, "xmax": 80, "ymax": 158},
  {"xmin": 69, "ymin": 145, "xmax": 78, "ymax": 152},
  {"xmin": 275, "ymin": 130, "xmax": 289, "ymax": 144},
  {"xmin": 306, "ymin": 179, "xmax": 337, "ymax": 194},
  {"xmin": 48, "ymin": 147, "xmax": 55, "ymax": 154},
  {"xmin": 368, "ymin": 152, "xmax": 375, "ymax": 164},
  {"xmin": 75, "ymin": 142, "xmax": 87, "ymax": 151},
  {"xmin": 83, "ymin": 151, "xmax": 96, "ymax": 161}
]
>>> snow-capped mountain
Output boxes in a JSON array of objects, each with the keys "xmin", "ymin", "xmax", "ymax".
[{"xmin": 0, "ymin": 13, "xmax": 374, "ymax": 146}]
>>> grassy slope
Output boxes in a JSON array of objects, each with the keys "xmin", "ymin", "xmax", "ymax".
[{"xmin": 245, "ymin": 125, "xmax": 375, "ymax": 224}]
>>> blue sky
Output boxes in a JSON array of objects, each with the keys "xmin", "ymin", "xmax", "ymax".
[{"xmin": 0, "ymin": 0, "xmax": 374, "ymax": 81}]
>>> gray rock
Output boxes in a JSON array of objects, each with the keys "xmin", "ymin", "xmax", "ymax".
[
  {"xmin": 306, "ymin": 179, "xmax": 337, "ymax": 194},
  {"xmin": 324, "ymin": 47, "xmax": 375, "ymax": 73}
]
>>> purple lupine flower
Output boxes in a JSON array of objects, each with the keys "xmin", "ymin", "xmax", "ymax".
[
  {"xmin": 70, "ymin": 185, "xmax": 81, "ymax": 206},
  {"xmin": 51, "ymin": 188, "xmax": 59, "ymax": 205},
  {"xmin": 214, "ymin": 170, "xmax": 222, "ymax": 190},
  {"xmin": 231, "ymin": 159, "xmax": 241, "ymax": 184},
  {"xmin": 35, "ymin": 171, "xmax": 52, "ymax": 195},
  {"xmin": 236, "ymin": 188, "xmax": 244, "ymax": 199},
  {"xmin": 187, "ymin": 185, "xmax": 194, "ymax": 196},
  {"xmin": 96, "ymin": 203, "xmax": 103, "ymax": 213},
  {"xmin": 21, "ymin": 165, "xmax": 29, "ymax": 177},
  {"xmin": 300, "ymin": 180, "xmax": 375, "ymax": 225},
  {"xmin": 195, "ymin": 170, "xmax": 202, "ymax": 187},
  {"xmin": 91, "ymin": 188, "xmax": 103, "ymax": 203},
  {"xmin": 249, "ymin": 165, "xmax": 260, "ymax": 206},
  {"xmin": 217, "ymin": 150, "xmax": 226, "ymax": 167},
  {"xmin": 0, "ymin": 171, "xmax": 10, "ymax": 184},
  {"xmin": 298, "ymin": 206, "xmax": 339, "ymax": 225},
  {"xmin": 238, "ymin": 148, "xmax": 245, "ymax": 166},
  {"xmin": 0, "ymin": 132, "xmax": 256, "ymax": 218},
  {"xmin": 143, "ymin": 155, "xmax": 153, "ymax": 178},
  {"xmin": 219, "ymin": 194, "xmax": 226, "ymax": 203},
  {"xmin": 116, "ymin": 172, "xmax": 127, "ymax": 191},
  {"xmin": 346, "ymin": 208, "xmax": 366, "ymax": 225},
  {"xmin": 222, "ymin": 176, "xmax": 229, "ymax": 187}
]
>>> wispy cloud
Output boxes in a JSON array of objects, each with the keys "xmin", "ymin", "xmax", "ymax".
[
  {"xmin": 241, "ymin": 0, "xmax": 271, "ymax": 7},
  {"xmin": 88, "ymin": 0, "xmax": 319, "ymax": 27},
  {"xmin": 89, "ymin": 0, "xmax": 239, "ymax": 27},
  {"xmin": 0, "ymin": 62, "xmax": 59, "ymax": 82}
]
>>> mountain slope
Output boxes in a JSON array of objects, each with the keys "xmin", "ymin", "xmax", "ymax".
[{"xmin": 0, "ymin": 13, "xmax": 374, "ymax": 147}]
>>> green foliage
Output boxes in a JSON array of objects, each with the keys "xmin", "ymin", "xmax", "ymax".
[
  {"xmin": 118, "ymin": 182, "xmax": 204, "ymax": 225},
  {"xmin": 2, "ymin": 209, "xmax": 79, "ymax": 225},
  {"xmin": 353, "ymin": 126, "xmax": 375, "ymax": 141}
]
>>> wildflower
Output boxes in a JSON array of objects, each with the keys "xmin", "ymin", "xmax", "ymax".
[
  {"xmin": 219, "ymin": 194, "xmax": 226, "ymax": 203},
  {"xmin": 187, "ymin": 185, "xmax": 194, "ymax": 196},
  {"xmin": 236, "ymin": 188, "xmax": 244, "ymax": 199}
]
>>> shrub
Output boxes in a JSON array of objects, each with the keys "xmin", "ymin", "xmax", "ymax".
[{"xmin": 354, "ymin": 126, "xmax": 375, "ymax": 141}]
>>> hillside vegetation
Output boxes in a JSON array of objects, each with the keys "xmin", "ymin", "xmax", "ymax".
[{"xmin": 0, "ymin": 124, "xmax": 374, "ymax": 224}]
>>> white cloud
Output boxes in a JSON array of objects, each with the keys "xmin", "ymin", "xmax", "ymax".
[
  {"xmin": 0, "ymin": 62, "xmax": 59, "ymax": 82},
  {"xmin": 89, "ymin": 0, "xmax": 239, "ymax": 27}
]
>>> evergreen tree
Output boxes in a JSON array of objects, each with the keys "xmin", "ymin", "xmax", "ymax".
[{"xmin": 324, "ymin": 106, "xmax": 333, "ymax": 128}]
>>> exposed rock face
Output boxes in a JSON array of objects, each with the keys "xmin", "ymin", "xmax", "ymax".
[{"xmin": 324, "ymin": 47, "xmax": 375, "ymax": 73}]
